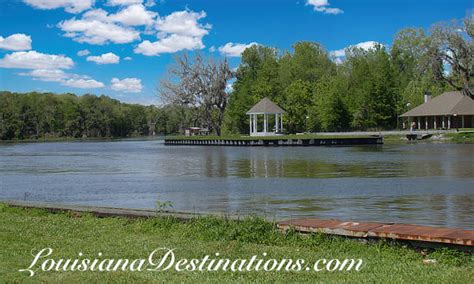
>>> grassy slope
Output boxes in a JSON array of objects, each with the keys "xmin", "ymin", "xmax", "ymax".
[{"xmin": 1, "ymin": 205, "xmax": 472, "ymax": 283}]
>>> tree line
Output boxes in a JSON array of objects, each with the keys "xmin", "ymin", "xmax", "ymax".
[
  {"xmin": 221, "ymin": 16, "xmax": 472, "ymax": 134},
  {"xmin": 159, "ymin": 15, "xmax": 472, "ymax": 135},
  {"xmin": 0, "ymin": 91, "xmax": 194, "ymax": 140}
]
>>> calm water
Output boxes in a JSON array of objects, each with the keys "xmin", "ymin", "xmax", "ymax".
[{"xmin": 0, "ymin": 139, "xmax": 473, "ymax": 228}]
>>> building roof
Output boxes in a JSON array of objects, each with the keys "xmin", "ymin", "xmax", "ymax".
[
  {"xmin": 400, "ymin": 91, "xmax": 474, "ymax": 117},
  {"xmin": 246, "ymin": 97, "xmax": 286, "ymax": 114}
]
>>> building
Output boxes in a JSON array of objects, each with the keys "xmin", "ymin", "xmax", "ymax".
[
  {"xmin": 400, "ymin": 91, "xmax": 474, "ymax": 130},
  {"xmin": 246, "ymin": 97, "xmax": 286, "ymax": 136}
]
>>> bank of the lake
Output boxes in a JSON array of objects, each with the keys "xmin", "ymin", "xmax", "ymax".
[{"xmin": 1, "ymin": 204, "xmax": 472, "ymax": 283}]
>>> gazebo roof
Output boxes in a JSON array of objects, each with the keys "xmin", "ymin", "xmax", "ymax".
[
  {"xmin": 246, "ymin": 97, "xmax": 285, "ymax": 114},
  {"xmin": 400, "ymin": 91, "xmax": 474, "ymax": 117}
]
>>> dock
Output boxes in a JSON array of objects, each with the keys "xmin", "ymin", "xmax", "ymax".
[
  {"xmin": 164, "ymin": 136, "xmax": 383, "ymax": 146},
  {"xmin": 278, "ymin": 218, "xmax": 473, "ymax": 252}
]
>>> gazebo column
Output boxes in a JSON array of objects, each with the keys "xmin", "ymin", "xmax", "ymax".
[
  {"xmin": 434, "ymin": 117, "xmax": 437, "ymax": 129},
  {"xmin": 253, "ymin": 114, "xmax": 257, "ymax": 133},
  {"xmin": 448, "ymin": 116, "xmax": 451, "ymax": 129},
  {"xmin": 425, "ymin": 117, "xmax": 428, "ymax": 130},
  {"xmin": 280, "ymin": 114, "xmax": 283, "ymax": 132},
  {"xmin": 417, "ymin": 117, "xmax": 421, "ymax": 130},
  {"xmin": 442, "ymin": 116, "xmax": 445, "ymax": 129},
  {"xmin": 263, "ymin": 114, "xmax": 266, "ymax": 133},
  {"xmin": 275, "ymin": 113, "xmax": 278, "ymax": 132},
  {"xmin": 249, "ymin": 115, "xmax": 253, "ymax": 134}
]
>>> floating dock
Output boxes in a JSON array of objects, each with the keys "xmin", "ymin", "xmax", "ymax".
[
  {"xmin": 164, "ymin": 136, "xmax": 383, "ymax": 146},
  {"xmin": 278, "ymin": 218, "xmax": 473, "ymax": 251}
]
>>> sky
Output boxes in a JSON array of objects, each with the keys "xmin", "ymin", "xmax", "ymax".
[{"xmin": 0, "ymin": 0, "xmax": 471, "ymax": 105}]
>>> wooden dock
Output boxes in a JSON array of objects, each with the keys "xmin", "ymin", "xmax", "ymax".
[
  {"xmin": 164, "ymin": 136, "xmax": 383, "ymax": 146},
  {"xmin": 278, "ymin": 218, "xmax": 474, "ymax": 252}
]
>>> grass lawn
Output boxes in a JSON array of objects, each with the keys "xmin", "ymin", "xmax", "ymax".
[
  {"xmin": 1, "ymin": 205, "xmax": 472, "ymax": 283},
  {"xmin": 446, "ymin": 131, "xmax": 474, "ymax": 142}
]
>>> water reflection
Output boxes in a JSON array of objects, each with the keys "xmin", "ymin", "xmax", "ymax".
[{"xmin": 0, "ymin": 140, "xmax": 473, "ymax": 228}]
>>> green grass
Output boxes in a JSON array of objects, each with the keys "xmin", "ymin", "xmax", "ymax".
[
  {"xmin": 446, "ymin": 131, "xmax": 474, "ymax": 143},
  {"xmin": 0, "ymin": 205, "xmax": 472, "ymax": 283}
]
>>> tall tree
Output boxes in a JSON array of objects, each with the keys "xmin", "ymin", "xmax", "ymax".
[
  {"xmin": 160, "ymin": 53, "xmax": 234, "ymax": 136},
  {"xmin": 426, "ymin": 15, "xmax": 473, "ymax": 96}
]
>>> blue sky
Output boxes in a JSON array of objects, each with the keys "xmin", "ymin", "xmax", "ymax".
[{"xmin": 0, "ymin": 0, "xmax": 471, "ymax": 105}]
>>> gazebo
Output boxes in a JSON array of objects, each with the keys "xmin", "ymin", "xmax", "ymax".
[{"xmin": 246, "ymin": 97, "xmax": 285, "ymax": 136}]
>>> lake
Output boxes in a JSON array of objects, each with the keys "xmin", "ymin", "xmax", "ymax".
[{"xmin": 0, "ymin": 139, "xmax": 473, "ymax": 229}]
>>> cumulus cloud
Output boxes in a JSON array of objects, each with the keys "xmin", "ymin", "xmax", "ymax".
[
  {"xmin": 77, "ymin": 49, "xmax": 90, "ymax": 56},
  {"xmin": 0, "ymin": 34, "xmax": 32, "ymax": 51},
  {"xmin": 86, "ymin": 52, "xmax": 120, "ymax": 64},
  {"xmin": 23, "ymin": 0, "xmax": 94, "ymax": 13},
  {"xmin": 218, "ymin": 42, "xmax": 258, "ymax": 57},
  {"xmin": 109, "ymin": 4, "xmax": 157, "ymax": 26},
  {"xmin": 21, "ymin": 69, "xmax": 104, "ymax": 88},
  {"xmin": 106, "ymin": 0, "xmax": 143, "ymax": 6},
  {"xmin": 124, "ymin": 56, "xmax": 132, "ymax": 60},
  {"xmin": 20, "ymin": 68, "xmax": 68, "ymax": 82},
  {"xmin": 134, "ymin": 34, "xmax": 205, "ymax": 56},
  {"xmin": 58, "ymin": 8, "xmax": 142, "ymax": 45},
  {"xmin": 0, "ymin": 51, "xmax": 74, "ymax": 70},
  {"xmin": 306, "ymin": 0, "xmax": 343, "ymax": 15},
  {"xmin": 2, "ymin": 50, "xmax": 103, "ymax": 89},
  {"xmin": 63, "ymin": 78, "xmax": 104, "ymax": 88},
  {"xmin": 134, "ymin": 10, "xmax": 210, "ymax": 56},
  {"xmin": 19, "ymin": 69, "xmax": 103, "ymax": 89},
  {"xmin": 110, "ymin": 77, "xmax": 143, "ymax": 93}
]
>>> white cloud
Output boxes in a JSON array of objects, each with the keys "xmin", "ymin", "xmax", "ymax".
[
  {"xmin": 58, "ymin": 5, "xmax": 157, "ymax": 45},
  {"xmin": 20, "ymin": 69, "xmax": 68, "ymax": 82},
  {"xmin": 218, "ymin": 42, "xmax": 258, "ymax": 57},
  {"xmin": 86, "ymin": 52, "xmax": 120, "ymax": 64},
  {"xmin": 330, "ymin": 41, "xmax": 382, "ymax": 61},
  {"xmin": 109, "ymin": 4, "xmax": 157, "ymax": 26},
  {"xmin": 63, "ymin": 78, "xmax": 104, "ymax": 88},
  {"xmin": 0, "ymin": 51, "xmax": 74, "ymax": 70},
  {"xmin": 58, "ymin": 12, "xmax": 141, "ymax": 45},
  {"xmin": 134, "ymin": 34, "xmax": 205, "ymax": 56},
  {"xmin": 134, "ymin": 10, "xmax": 210, "ymax": 56},
  {"xmin": 124, "ymin": 56, "xmax": 132, "ymax": 60},
  {"xmin": 155, "ymin": 10, "xmax": 210, "ymax": 37},
  {"xmin": 144, "ymin": 0, "xmax": 155, "ymax": 7},
  {"xmin": 19, "ymin": 68, "xmax": 104, "ymax": 89},
  {"xmin": 23, "ymin": 0, "xmax": 94, "ymax": 13},
  {"xmin": 0, "ymin": 34, "xmax": 32, "ymax": 51},
  {"xmin": 77, "ymin": 49, "xmax": 90, "ymax": 56},
  {"xmin": 110, "ymin": 77, "xmax": 143, "ymax": 93},
  {"xmin": 106, "ymin": 0, "xmax": 143, "ymax": 6},
  {"xmin": 306, "ymin": 0, "xmax": 343, "ymax": 15}
]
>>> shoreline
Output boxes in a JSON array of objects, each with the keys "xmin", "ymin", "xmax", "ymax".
[
  {"xmin": 4, "ymin": 201, "xmax": 473, "ymax": 251},
  {"xmin": 1, "ymin": 129, "xmax": 472, "ymax": 144}
]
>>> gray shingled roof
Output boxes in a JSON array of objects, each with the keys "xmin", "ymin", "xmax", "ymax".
[
  {"xmin": 246, "ymin": 97, "xmax": 286, "ymax": 114},
  {"xmin": 400, "ymin": 91, "xmax": 474, "ymax": 117}
]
